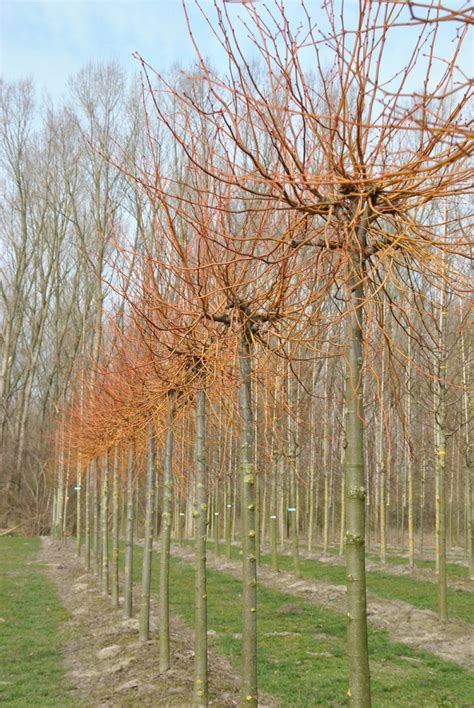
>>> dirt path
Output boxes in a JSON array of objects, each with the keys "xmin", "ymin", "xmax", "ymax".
[
  {"xmin": 39, "ymin": 538, "xmax": 277, "ymax": 706},
  {"xmin": 171, "ymin": 544, "xmax": 474, "ymax": 672}
]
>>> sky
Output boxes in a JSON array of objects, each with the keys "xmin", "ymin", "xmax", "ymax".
[
  {"xmin": 1, "ymin": 1, "xmax": 471, "ymax": 103},
  {"xmin": 2, "ymin": 1, "xmax": 212, "ymax": 99}
]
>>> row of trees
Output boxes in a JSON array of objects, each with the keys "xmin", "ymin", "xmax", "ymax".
[{"xmin": 2, "ymin": 2, "xmax": 472, "ymax": 706}]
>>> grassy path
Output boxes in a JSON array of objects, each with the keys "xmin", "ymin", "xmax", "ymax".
[
  {"xmin": 0, "ymin": 537, "xmax": 74, "ymax": 706},
  {"xmin": 366, "ymin": 553, "xmax": 470, "ymax": 580},
  {"xmin": 128, "ymin": 543, "xmax": 474, "ymax": 706},
  {"xmin": 213, "ymin": 543, "xmax": 473, "ymax": 624},
  {"xmin": 321, "ymin": 545, "xmax": 470, "ymax": 580}
]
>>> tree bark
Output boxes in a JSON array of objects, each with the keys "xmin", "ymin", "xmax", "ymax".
[
  {"xmin": 85, "ymin": 464, "xmax": 91, "ymax": 571},
  {"xmin": 159, "ymin": 391, "xmax": 177, "ymax": 672},
  {"xmin": 123, "ymin": 445, "xmax": 135, "ymax": 619},
  {"xmin": 76, "ymin": 459, "xmax": 82, "ymax": 557},
  {"xmin": 100, "ymin": 451, "xmax": 109, "ymax": 596},
  {"xmin": 344, "ymin": 275, "xmax": 371, "ymax": 707},
  {"xmin": 239, "ymin": 332, "xmax": 258, "ymax": 706},
  {"xmin": 140, "ymin": 418, "xmax": 156, "ymax": 641},
  {"xmin": 92, "ymin": 460, "xmax": 100, "ymax": 576},
  {"xmin": 193, "ymin": 388, "xmax": 208, "ymax": 706},
  {"xmin": 111, "ymin": 445, "xmax": 120, "ymax": 608}
]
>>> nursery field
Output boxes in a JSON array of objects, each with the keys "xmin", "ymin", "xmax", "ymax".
[{"xmin": 1, "ymin": 536, "xmax": 472, "ymax": 707}]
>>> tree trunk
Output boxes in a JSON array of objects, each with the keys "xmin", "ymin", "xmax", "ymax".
[
  {"xmin": 344, "ymin": 276, "xmax": 371, "ymax": 707},
  {"xmin": 214, "ymin": 482, "xmax": 220, "ymax": 557},
  {"xmin": 288, "ymin": 369, "xmax": 301, "ymax": 577},
  {"xmin": 460, "ymin": 315, "xmax": 473, "ymax": 578},
  {"xmin": 270, "ymin": 454, "xmax": 279, "ymax": 572},
  {"xmin": 101, "ymin": 451, "xmax": 109, "ymax": 596},
  {"xmin": 159, "ymin": 391, "xmax": 177, "ymax": 672},
  {"xmin": 379, "ymin": 468, "xmax": 386, "ymax": 565},
  {"xmin": 435, "ymin": 257, "xmax": 448, "ymax": 620},
  {"xmin": 93, "ymin": 461, "xmax": 100, "ymax": 577},
  {"xmin": 85, "ymin": 464, "xmax": 91, "ymax": 572},
  {"xmin": 194, "ymin": 388, "xmax": 208, "ymax": 706},
  {"xmin": 55, "ymin": 445, "xmax": 65, "ymax": 540},
  {"xmin": 111, "ymin": 445, "xmax": 120, "ymax": 608},
  {"xmin": 76, "ymin": 459, "xmax": 82, "ymax": 556},
  {"xmin": 339, "ymin": 467, "xmax": 345, "ymax": 557},
  {"xmin": 140, "ymin": 418, "xmax": 156, "ymax": 641},
  {"xmin": 225, "ymin": 449, "xmax": 233, "ymax": 559},
  {"xmin": 123, "ymin": 445, "xmax": 135, "ymax": 619},
  {"xmin": 238, "ymin": 333, "xmax": 258, "ymax": 706},
  {"xmin": 435, "ymin": 400, "xmax": 448, "ymax": 620}
]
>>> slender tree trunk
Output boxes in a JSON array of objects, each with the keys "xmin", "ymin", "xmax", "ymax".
[
  {"xmin": 380, "ymin": 469, "xmax": 386, "ymax": 565},
  {"xmin": 435, "ymin": 370, "xmax": 448, "ymax": 619},
  {"xmin": 308, "ymin": 362, "xmax": 317, "ymax": 552},
  {"xmin": 308, "ymin": 463, "xmax": 316, "ymax": 552},
  {"xmin": 76, "ymin": 459, "xmax": 82, "ymax": 556},
  {"xmin": 232, "ymin": 471, "xmax": 237, "ymax": 543},
  {"xmin": 62, "ymin": 455, "xmax": 70, "ymax": 538},
  {"xmin": 225, "ymin": 447, "xmax": 233, "ymax": 559},
  {"xmin": 255, "ymin": 475, "xmax": 261, "ymax": 566},
  {"xmin": 55, "ymin": 445, "xmax": 65, "ymax": 540},
  {"xmin": 123, "ymin": 445, "xmax": 135, "ymax": 619},
  {"xmin": 214, "ymin": 482, "xmax": 220, "ymax": 557},
  {"xmin": 154, "ymin": 469, "xmax": 161, "ymax": 539},
  {"xmin": 435, "ymin": 256, "xmax": 448, "ymax": 620},
  {"xmin": 339, "ymin": 466, "xmax": 345, "ymax": 557},
  {"xmin": 436, "ymin": 398, "xmax": 448, "ymax": 620},
  {"xmin": 460, "ymin": 315, "xmax": 473, "ymax": 578},
  {"xmin": 140, "ymin": 419, "xmax": 156, "ymax": 641},
  {"xmin": 239, "ymin": 333, "xmax": 257, "ymax": 706},
  {"xmin": 92, "ymin": 461, "xmax": 100, "ymax": 576},
  {"xmin": 288, "ymin": 369, "xmax": 301, "ymax": 577},
  {"xmin": 270, "ymin": 454, "xmax": 279, "ymax": 572},
  {"xmin": 260, "ymin": 478, "xmax": 267, "ymax": 550},
  {"xmin": 406, "ymin": 330, "xmax": 415, "ymax": 569},
  {"xmin": 85, "ymin": 464, "xmax": 91, "ymax": 572},
  {"xmin": 278, "ymin": 455, "xmax": 286, "ymax": 551},
  {"xmin": 51, "ymin": 489, "xmax": 57, "ymax": 540},
  {"xmin": 289, "ymin": 456, "xmax": 301, "ymax": 577},
  {"xmin": 254, "ymin": 403, "xmax": 261, "ymax": 567},
  {"xmin": 111, "ymin": 445, "xmax": 120, "ymax": 608},
  {"xmin": 344, "ymin": 275, "xmax": 371, "ymax": 707},
  {"xmin": 420, "ymin": 456, "xmax": 426, "ymax": 558},
  {"xmin": 323, "ymin": 472, "xmax": 330, "ymax": 554},
  {"xmin": 194, "ymin": 389, "xmax": 208, "ymax": 706},
  {"xmin": 159, "ymin": 392, "xmax": 177, "ymax": 672},
  {"xmin": 101, "ymin": 451, "xmax": 109, "ymax": 596}
]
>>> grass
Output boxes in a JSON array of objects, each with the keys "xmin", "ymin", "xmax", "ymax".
[
  {"xmin": 208, "ymin": 542, "xmax": 473, "ymax": 624},
  {"xmin": 127, "ymin": 542, "xmax": 474, "ymax": 707},
  {"xmin": 0, "ymin": 537, "xmax": 74, "ymax": 706},
  {"xmin": 320, "ymin": 545, "xmax": 469, "ymax": 580},
  {"xmin": 369, "ymin": 554, "xmax": 470, "ymax": 580}
]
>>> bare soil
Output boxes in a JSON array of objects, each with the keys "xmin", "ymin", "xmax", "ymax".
[
  {"xmin": 39, "ymin": 538, "xmax": 278, "ymax": 706},
  {"xmin": 171, "ymin": 544, "xmax": 474, "ymax": 672}
]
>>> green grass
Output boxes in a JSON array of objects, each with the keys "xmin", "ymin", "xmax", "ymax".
[
  {"xmin": 0, "ymin": 537, "xmax": 74, "ymax": 706},
  {"xmin": 321, "ymin": 545, "xmax": 469, "ymax": 580},
  {"xmin": 368, "ymin": 554, "xmax": 470, "ymax": 580},
  {"xmin": 128, "ymin": 543, "xmax": 474, "ymax": 706},
  {"xmin": 209, "ymin": 542, "xmax": 473, "ymax": 624}
]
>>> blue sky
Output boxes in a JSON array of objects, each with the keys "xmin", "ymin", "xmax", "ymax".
[
  {"xmin": 1, "ymin": 1, "xmax": 470, "ymax": 102},
  {"xmin": 2, "ymin": 1, "xmax": 216, "ymax": 99}
]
